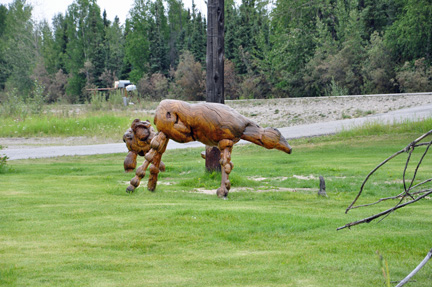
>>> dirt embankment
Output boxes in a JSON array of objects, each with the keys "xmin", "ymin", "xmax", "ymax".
[{"xmin": 226, "ymin": 94, "xmax": 432, "ymax": 128}]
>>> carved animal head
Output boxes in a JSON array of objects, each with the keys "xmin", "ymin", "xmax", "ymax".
[
  {"xmin": 123, "ymin": 119, "xmax": 155, "ymax": 172},
  {"xmin": 262, "ymin": 127, "xmax": 292, "ymax": 154}
]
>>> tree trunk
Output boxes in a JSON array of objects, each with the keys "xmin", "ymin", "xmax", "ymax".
[{"xmin": 206, "ymin": 0, "xmax": 224, "ymax": 172}]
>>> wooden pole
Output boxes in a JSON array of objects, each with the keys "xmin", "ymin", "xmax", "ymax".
[
  {"xmin": 206, "ymin": 0, "xmax": 224, "ymax": 104},
  {"xmin": 206, "ymin": 0, "xmax": 225, "ymax": 172}
]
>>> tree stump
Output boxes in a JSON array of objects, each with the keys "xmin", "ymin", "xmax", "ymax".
[{"xmin": 319, "ymin": 176, "xmax": 327, "ymax": 196}]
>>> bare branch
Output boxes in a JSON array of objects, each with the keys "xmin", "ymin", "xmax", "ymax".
[
  {"xmin": 337, "ymin": 189, "xmax": 432, "ymax": 230},
  {"xmin": 345, "ymin": 129, "xmax": 432, "ymax": 214},
  {"xmin": 395, "ymin": 248, "xmax": 432, "ymax": 287}
]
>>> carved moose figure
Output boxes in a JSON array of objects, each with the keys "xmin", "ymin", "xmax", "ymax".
[
  {"xmin": 123, "ymin": 119, "xmax": 165, "ymax": 172},
  {"xmin": 127, "ymin": 99, "xmax": 292, "ymax": 198}
]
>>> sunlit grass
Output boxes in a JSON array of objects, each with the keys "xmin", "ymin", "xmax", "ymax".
[
  {"xmin": 0, "ymin": 109, "xmax": 154, "ymax": 140},
  {"xmin": 1, "ymin": 131, "xmax": 431, "ymax": 286}
]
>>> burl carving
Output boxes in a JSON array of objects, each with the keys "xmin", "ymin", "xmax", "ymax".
[
  {"xmin": 127, "ymin": 99, "xmax": 292, "ymax": 198},
  {"xmin": 123, "ymin": 119, "xmax": 165, "ymax": 172}
]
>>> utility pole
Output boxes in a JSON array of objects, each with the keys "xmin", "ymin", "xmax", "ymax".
[{"xmin": 205, "ymin": 0, "xmax": 225, "ymax": 172}]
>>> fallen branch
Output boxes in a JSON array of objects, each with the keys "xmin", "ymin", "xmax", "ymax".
[
  {"xmin": 349, "ymin": 178, "xmax": 432, "ymax": 210},
  {"xmin": 337, "ymin": 189, "xmax": 432, "ymax": 230},
  {"xmin": 345, "ymin": 129, "xmax": 432, "ymax": 214},
  {"xmin": 338, "ymin": 129, "xmax": 432, "ymax": 286},
  {"xmin": 395, "ymin": 248, "xmax": 432, "ymax": 287}
]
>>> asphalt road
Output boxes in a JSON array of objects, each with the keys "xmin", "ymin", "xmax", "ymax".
[{"xmin": 2, "ymin": 103, "xmax": 432, "ymax": 161}]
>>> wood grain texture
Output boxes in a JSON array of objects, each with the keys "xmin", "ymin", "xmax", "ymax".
[
  {"xmin": 127, "ymin": 100, "xmax": 292, "ymax": 197},
  {"xmin": 123, "ymin": 119, "xmax": 165, "ymax": 173}
]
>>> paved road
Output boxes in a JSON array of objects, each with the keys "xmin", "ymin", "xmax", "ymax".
[{"xmin": 2, "ymin": 103, "xmax": 432, "ymax": 160}]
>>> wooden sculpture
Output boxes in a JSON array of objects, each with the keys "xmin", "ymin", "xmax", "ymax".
[
  {"xmin": 123, "ymin": 119, "xmax": 165, "ymax": 172},
  {"xmin": 127, "ymin": 99, "xmax": 292, "ymax": 198}
]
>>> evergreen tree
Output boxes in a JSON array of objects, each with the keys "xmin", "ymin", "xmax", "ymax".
[
  {"xmin": 125, "ymin": 0, "xmax": 152, "ymax": 83},
  {"xmin": 0, "ymin": 4, "xmax": 9, "ymax": 90},
  {"xmin": 224, "ymin": 0, "xmax": 239, "ymax": 62},
  {"xmin": 167, "ymin": 0, "xmax": 187, "ymax": 68},
  {"xmin": 385, "ymin": 0, "xmax": 432, "ymax": 64},
  {"xmin": 148, "ymin": 0, "xmax": 169, "ymax": 74},
  {"xmin": 104, "ymin": 16, "xmax": 125, "ymax": 80},
  {"xmin": 51, "ymin": 13, "xmax": 68, "ymax": 72},
  {"xmin": 2, "ymin": 0, "xmax": 36, "ymax": 95}
]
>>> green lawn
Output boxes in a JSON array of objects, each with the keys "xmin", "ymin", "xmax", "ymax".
[{"xmin": 1, "ymin": 133, "xmax": 431, "ymax": 286}]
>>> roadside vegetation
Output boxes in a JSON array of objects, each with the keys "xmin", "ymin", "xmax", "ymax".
[
  {"xmin": 1, "ymin": 121, "xmax": 431, "ymax": 286},
  {"xmin": 0, "ymin": 91, "xmax": 154, "ymax": 141},
  {"xmin": 1, "ymin": 0, "xmax": 432, "ymax": 105}
]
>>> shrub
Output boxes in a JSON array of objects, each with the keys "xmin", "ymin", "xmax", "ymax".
[
  {"xmin": 224, "ymin": 59, "xmax": 240, "ymax": 100},
  {"xmin": 47, "ymin": 69, "xmax": 69, "ymax": 103},
  {"xmin": 0, "ymin": 88, "xmax": 28, "ymax": 119},
  {"xmin": 137, "ymin": 73, "xmax": 169, "ymax": 100},
  {"xmin": 361, "ymin": 32, "xmax": 397, "ymax": 94},
  {"xmin": 396, "ymin": 58, "xmax": 432, "ymax": 93},
  {"xmin": 174, "ymin": 51, "xmax": 205, "ymax": 101},
  {"xmin": 0, "ymin": 145, "xmax": 8, "ymax": 174},
  {"xmin": 325, "ymin": 78, "xmax": 348, "ymax": 97}
]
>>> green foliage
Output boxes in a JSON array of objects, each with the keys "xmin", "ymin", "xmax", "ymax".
[
  {"xmin": 385, "ymin": 0, "xmax": 432, "ymax": 63},
  {"xmin": 1, "ymin": 0, "xmax": 431, "ymax": 101},
  {"xmin": 396, "ymin": 58, "xmax": 432, "ymax": 93},
  {"xmin": 0, "ymin": 145, "xmax": 8, "ymax": 174},
  {"xmin": 1, "ymin": 0, "xmax": 36, "ymax": 95},
  {"xmin": 174, "ymin": 51, "xmax": 205, "ymax": 101},
  {"xmin": 324, "ymin": 78, "xmax": 348, "ymax": 97},
  {"xmin": 0, "ymin": 89, "xmax": 28, "ymax": 119},
  {"xmin": 361, "ymin": 32, "xmax": 396, "ymax": 94}
]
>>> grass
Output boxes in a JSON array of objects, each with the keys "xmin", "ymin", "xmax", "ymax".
[
  {"xmin": 0, "ymin": 108, "xmax": 154, "ymax": 141},
  {"xmin": 1, "ymin": 127, "xmax": 432, "ymax": 286}
]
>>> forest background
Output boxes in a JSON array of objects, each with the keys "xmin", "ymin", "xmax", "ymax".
[{"xmin": 0, "ymin": 0, "xmax": 431, "ymax": 106}]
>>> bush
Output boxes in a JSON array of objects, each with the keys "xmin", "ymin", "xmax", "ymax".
[
  {"xmin": 137, "ymin": 73, "xmax": 168, "ymax": 100},
  {"xmin": 361, "ymin": 32, "xmax": 396, "ymax": 94},
  {"xmin": 0, "ymin": 145, "xmax": 8, "ymax": 174},
  {"xmin": 224, "ymin": 59, "xmax": 240, "ymax": 100},
  {"xmin": 88, "ymin": 89, "xmax": 125, "ymax": 111},
  {"xmin": 174, "ymin": 51, "xmax": 206, "ymax": 101},
  {"xmin": 0, "ymin": 88, "xmax": 28, "ymax": 119},
  {"xmin": 396, "ymin": 58, "xmax": 432, "ymax": 93},
  {"xmin": 324, "ymin": 78, "xmax": 348, "ymax": 97}
]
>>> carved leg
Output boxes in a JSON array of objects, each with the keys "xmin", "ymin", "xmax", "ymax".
[
  {"xmin": 126, "ymin": 132, "xmax": 169, "ymax": 193},
  {"xmin": 124, "ymin": 151, "xmax": 138, "ymax": 172},
  {"xmin": 217, "ymin": 139, "xmax": 234, "ymax": 198}
]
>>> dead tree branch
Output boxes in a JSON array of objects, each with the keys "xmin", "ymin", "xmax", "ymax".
[
  {"xmin": 395, "ymin": 248, "xmax": 432, "ymax": 287},
  {"xmin": 338, "ymin": 129, "xmax": 432, "ymax": 286},
  {"xmin": 344, "ymin": 129, "xmax": 432, "ymax": 215},
  {"xmin": 337, "ymin": 189, "xmax": 432, "ymax": 230}
]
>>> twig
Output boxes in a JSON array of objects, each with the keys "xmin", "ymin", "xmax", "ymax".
[
  {"xmin": 337, "ymin": 190, "xmax": 432, "ymax": 230},
  {"xmin": 345, "ymin": 149, "xmax": 404, "ymax": 213},
  {"xmin": 345, "ymin": 130, "xmax": 432, "ymax": 214},
  {"xmin": 404, "ymin": 139, "xmax": 432, "ymax": 196},
  {"xmin": 349, "ymin": 179, "xmax": 432, "ymax": 210},
  {"xmin": 395, "ymin": 248, "xmax": 432, "ymax": 287}
]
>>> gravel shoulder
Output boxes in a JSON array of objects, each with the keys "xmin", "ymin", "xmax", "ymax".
[
  {"xmin": 226, "ymin": 93, "xmax": 432, "ymax": 128},
  {"xmin": 1, "ymin": 93, "xmax": 432, "ymax": 149}
]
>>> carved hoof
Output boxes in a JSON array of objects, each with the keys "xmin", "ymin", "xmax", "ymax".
[
  {"xmin": 217, "ymin": 187, "xmax": 228, "ymax": 198},
  {"xmin": 148, "ymin": 181, "xmax": 157, "ymax": 192},
  {"xmin": 126, "ymin": 185, "xmax": 136, "ymax": 193}
]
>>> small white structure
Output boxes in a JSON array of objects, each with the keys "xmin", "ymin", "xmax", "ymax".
[
  {"xmin": 115, "ymin": 80, "xmax": 131, "ymax": 89},
  {"xmin": 126, "ymin": 85, "xmax": 137, "ymax": 92}
]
